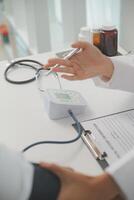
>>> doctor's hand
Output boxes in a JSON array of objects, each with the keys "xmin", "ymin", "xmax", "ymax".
[
  {"xmin": 40, "ymin": 163, "xmax": 124, "ymax": 200},
  {"xmin": 44, "ymin": 41, "xmax": 114, "ymax": 81}
]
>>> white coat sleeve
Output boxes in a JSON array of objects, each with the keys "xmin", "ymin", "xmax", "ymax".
[
  {"xmin": 106, "ymin": 149, "xmax": 134, "ymax": 200},
  {"xmin": 93, "ymin": 55, "xmax": 134, "ymax": 200},
  {"xmin": 0, "ymin": 144, "xmax": 34, "ymax": 200},
  {"xmin": 93, "ymin": 55, "xmax": 134, "ymax": 93}
]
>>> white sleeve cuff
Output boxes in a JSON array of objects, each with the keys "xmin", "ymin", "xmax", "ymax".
[
  {"xmin": 93, "ymin": 55, "xmax": 134, "ymax": 93},
  {"xmin": 0, "ymin": 145, "xmax": 34, "ymax": 200},
  {"xmin": 106, "ymin": 149, "xmax": 134, "ymax": 200}
]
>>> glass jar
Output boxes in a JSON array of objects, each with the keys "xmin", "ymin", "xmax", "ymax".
[{"xmin": 100, "ymin": 25, "xmax": 118, "ymax": 56}]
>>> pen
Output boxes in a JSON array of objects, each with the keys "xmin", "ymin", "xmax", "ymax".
[{"xmin": 46, "ymin": 48, "xmax": 80, "ymax": 76}]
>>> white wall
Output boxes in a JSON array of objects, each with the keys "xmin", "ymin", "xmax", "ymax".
[
  {"xmin": 3, "ymin": 0, "xmax": 122, "ymax": 57},
  {"xmin": 0, "ymin": 1, "xmax": 4, "ymax": 24},
  {"xmin": 120, "ymin": 0, "xmax": 134, "ymax": 52},
  {"xmin": 86, "ymin": 0, "xmax": 121, "ymax": 30}
]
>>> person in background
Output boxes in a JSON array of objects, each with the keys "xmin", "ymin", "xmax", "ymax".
[{"xmin": 42, "ymin": 40, "xmax": 134, "ymax": 200}]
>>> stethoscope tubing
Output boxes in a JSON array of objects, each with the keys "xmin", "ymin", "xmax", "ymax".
[{"xmin": 4, "ymin": 59, "xmax": 44, "ymax": 84}]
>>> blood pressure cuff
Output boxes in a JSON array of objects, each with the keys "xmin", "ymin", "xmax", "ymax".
[{"xmin": 29, "ymin": 163, "xmax": 61, "ymax": 200}]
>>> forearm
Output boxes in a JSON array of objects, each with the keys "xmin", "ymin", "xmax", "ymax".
[
  {"xmin": 93, "ymin": 173, "xmax": 125, "ymax": 200},
  {"xmin": 99, "ymin": 55, "xmax": 114, "ymax": 82}
]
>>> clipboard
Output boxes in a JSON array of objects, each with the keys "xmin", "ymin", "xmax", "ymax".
[
  {"xmin": 71, "ymin": 108, "xmax": 134, "ymax": 170},
  {"xmin": 72, "ymin": 123, "xmax": 109, "ymax": 170}
]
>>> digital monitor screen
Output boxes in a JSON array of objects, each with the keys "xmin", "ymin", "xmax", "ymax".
[{"xmin": 55, "ymin": 93, "xmax": 71, "ymax": 100}]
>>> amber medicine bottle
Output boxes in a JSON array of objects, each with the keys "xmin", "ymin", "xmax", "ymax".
[
  {"xmin": 91, "ymin": 28, "xmax": 101, "ymax": 50},
  {"xmin": 100, "ymin": 25, "xmax": 118, "ymax": 56}
]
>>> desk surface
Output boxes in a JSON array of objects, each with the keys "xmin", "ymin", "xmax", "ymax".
[{"xmin": 1, "ymin": 52, "xmax": 134, "ymax": 176}]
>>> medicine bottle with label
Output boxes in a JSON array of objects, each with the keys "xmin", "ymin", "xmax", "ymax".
[{"xmin": 100, "ymin": 25, "xmax": 118, "ymax": 56}]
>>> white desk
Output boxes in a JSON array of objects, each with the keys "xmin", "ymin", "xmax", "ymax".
[{"xmin": 1, "ymin": 52, "xmax": 134, "ymax": 176}]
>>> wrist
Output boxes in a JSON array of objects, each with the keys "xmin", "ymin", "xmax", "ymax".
[
  {"xmin": 93, "ymin": 173, "xmax": 125, "ymax": 200},
  {"xmin": 99, "ymin": 56, "xmax": 114, "ymax": 82}
]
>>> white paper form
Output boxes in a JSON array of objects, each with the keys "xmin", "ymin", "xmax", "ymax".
[{"xmin": 81, "ymin": 109, "xmax": 134, "ymax": 165}]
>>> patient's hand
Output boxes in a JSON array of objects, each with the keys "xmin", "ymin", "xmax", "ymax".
[{"xmin": 40, "ymin": 162, "xmax": 124, "ymax": 200}]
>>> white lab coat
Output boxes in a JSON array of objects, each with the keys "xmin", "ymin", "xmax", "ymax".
[{"xmin": 93, "ymin": 55, "xmax": 134, "ymax": 200}]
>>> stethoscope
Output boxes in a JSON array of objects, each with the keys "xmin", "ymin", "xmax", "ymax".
[
  {"xmin": 4, "ymin": 59, "xmax": 62, "ymax": 90},
  {"xmin": 4, "ymin": 59, "xmax": 45, "ymax": 84}
]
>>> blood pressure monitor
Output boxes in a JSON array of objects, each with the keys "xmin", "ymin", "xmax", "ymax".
[{"xmin": 44, "ymin": 89, "xmax": 87, "ymax": 119}]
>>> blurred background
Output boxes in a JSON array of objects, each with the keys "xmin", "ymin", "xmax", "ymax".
[{"xmin": 0, "ymin": 0, "xmax": 133, "ymax": 61}]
